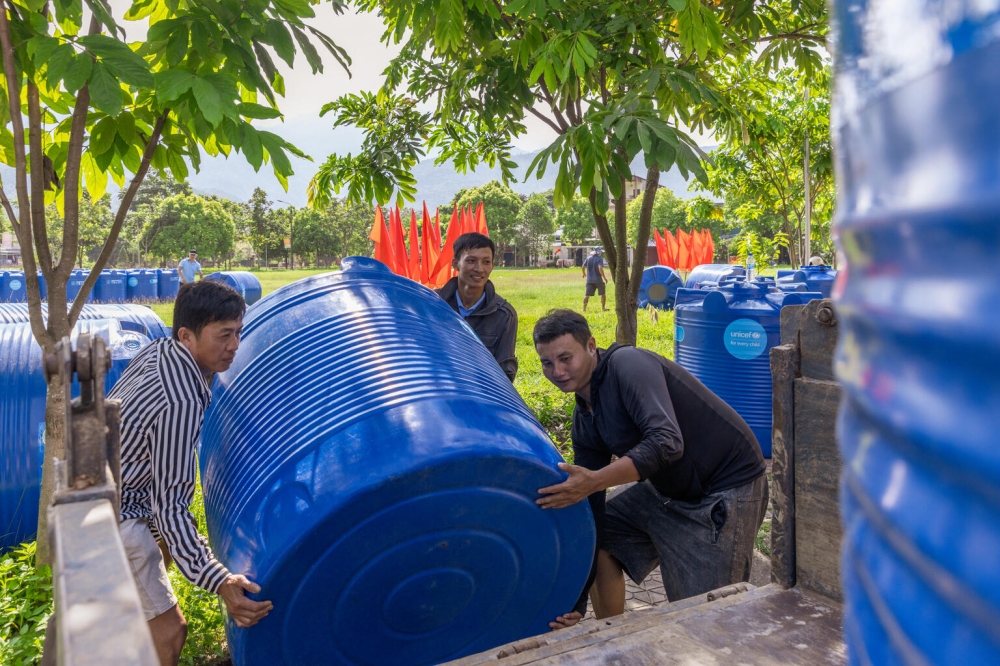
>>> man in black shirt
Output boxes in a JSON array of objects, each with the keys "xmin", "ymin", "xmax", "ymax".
[
  {"xmin": 438, "ymin": 232, "xmax": 518, "ymax": 381},
  {"xmin": 534, "ymin": 309, "xmax": 767, "ymax": 627}
]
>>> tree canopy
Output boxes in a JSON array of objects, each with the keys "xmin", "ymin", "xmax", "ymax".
[
  {"xmin": 554, "ymin": 195, "xmax": 596, "ymax": 245},
  {"xmin": 307, "ymin": 0, "xmax": 827, "ymax": 343},
  {"xmin": 453, "ymin": 180, "xmax": 522, "ymax": 248},
  {"xmin": 147, "ymin": 194, "xmax": 235, "ymax": 260}
]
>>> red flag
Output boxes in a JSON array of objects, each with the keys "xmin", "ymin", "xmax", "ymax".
[
  {"xmin": 408, "ymin": 210, "xmax": 421, "ymax": 281},
  {"xmin": 701, "ymin": 229, "xmax": 715, "ymax": 264},
  {"xmin": 662, "ymin": 229, "xmax": 679, "ymax": 268},
  {"xmin": 432, "ymin": 208, "xmax": 442, "ymax": 247},
  {"xmin": 370, "ymin": 206, "xmax": 394, "ymax": 270},
  {"xmin": 420, "ymin": 202, "xmax": 436, "ymax": 285},
  {"xmin": 430, "ymin": 205, "xmax": 461, "ymax": 287},
  {"xmin": 677, "ymin": 228, "xmax": 692, "ymax": 271},
  {"xmin": 474, "ymin": 202, "xmax": 489, "ymax": 236},
  {"xmin": 653, "ymin": 228, "xmax": 670, "ymax": 267},
  {"xmin": 389, "ymin": 206, "xmax": 410, "ymax": 277},
  {"xmin": 691, "ymin": 230, "xmax": 705, "ymax": 270}
]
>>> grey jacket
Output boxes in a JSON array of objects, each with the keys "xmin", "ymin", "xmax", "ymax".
[{"xmin": 437, "ymin": 277, "xmax": 518, "ymax": 382}]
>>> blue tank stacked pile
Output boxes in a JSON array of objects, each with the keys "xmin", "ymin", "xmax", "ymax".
[
  {"xmin": 0, "ymin": 318, "xmax": 158, "ymax": 551},
  {"xmin": 204, "ymin": 271, "xmax": 263, "ymax": 305},
  {"xmin": 831, "ymin": 0, "xmax": 1000, "ymax": 663},
  {"xmin": 200, "ymin": 257, "xmax": 594, "ymax": 666},
  {"xmin": 674, "ymin": 278, "xmax": 823, "ymax": 457}
]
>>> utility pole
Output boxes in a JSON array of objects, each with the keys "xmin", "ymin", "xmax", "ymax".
[{"xmin": 803, "ymin": 86, "xmax": 811, "ymax": 264}]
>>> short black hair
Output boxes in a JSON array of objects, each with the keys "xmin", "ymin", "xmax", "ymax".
[
  {"xmin": 533, "ymin": 309, "xmax": 592, "ymax": 347},
  {"xmin": 452, "ymin": 233, "xmax": 495, "ymax": 262},
  {"xmin": 172, "ymin": 280, "xmax": 245, "ymax": 340}
]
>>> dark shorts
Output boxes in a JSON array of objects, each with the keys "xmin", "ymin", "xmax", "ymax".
[
  {"xmin": 586, "ymin": 281, "xmax": 606, "ymax": 297},
  {"xmin": 603, "ymin": 475, "xmax": 769, "ymax": 601}
]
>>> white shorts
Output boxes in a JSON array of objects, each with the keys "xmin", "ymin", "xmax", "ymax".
[{"xmin": 120, "ymin": 518, "xmax": 178, "ymax": 620}]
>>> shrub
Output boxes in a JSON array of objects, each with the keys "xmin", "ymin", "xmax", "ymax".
[{"xmin": 0, "ymin": 542, "xmax": 52, "ymax": 665}]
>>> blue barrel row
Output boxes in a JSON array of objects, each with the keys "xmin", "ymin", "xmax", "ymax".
[
  {"xmin": 1, "ymin": 270, "xmax": 261, "ymax": 305},
  {"xmin": 0, "ymin": 317, "xmax": 164, "ymax": 551},
  {"xmin": 831, "ymin": 0, "xmax": 1000, "ymax": 663}
]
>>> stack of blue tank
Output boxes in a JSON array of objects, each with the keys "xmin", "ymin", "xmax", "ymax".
[
  {"xmin": 156, "ymin": 268, "xmax": 180, "ymax": 301},
  {"xmin": 94, "ymin": 269, "xmax": 128, "ymax": 303},
  {"xmin": 638, "ymin": 266, "xmax": 683, "ymax": 309},
  {"xmin": 776, "ymin": 265, "xmax": 838, "ymax": 297},
  {"xmin": 66, "ymin": 269, "xmax": 94, "ymax": 304},
  {"xmin": 685, "ymin": 264, "xmax": 746, "ymax": 289},
  {"xmin": 831, "ymin": 0, "xmax": 1000, "ymax": 663},
  {"xmin": 0, "ymin": 319, "xmax": 152, "ymax": 551},
  {"xmin": 674, "ymin": 279, "xmax": 823, "ymax": 457},
  {"xmin": 0, "ymin": 303, "xmax": 169, "ymax": 341},
  {"xmin": 126, "ymin": 269, "xmax": 159, "ymax": 302},
  {"xmin": 200, "ymin": 257, "xmax": 594, "ymax": 666},
  {"xmin": 0, "ymin": 271, "xmax": 26, "ymax": 303},
  {"xmin": 204, "ymin": 271, "xmax": 262, "ymax": 305}
]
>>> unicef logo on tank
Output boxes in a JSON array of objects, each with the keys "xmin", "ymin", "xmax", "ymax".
[{"xmin": 724, "ymin": 318, "xmax": 767, "ymax": 360}]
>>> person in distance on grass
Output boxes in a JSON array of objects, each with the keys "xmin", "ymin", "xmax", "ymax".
[
  {"xmin": 582, "ymin": 248, "xmax": 609, "ymax": 312},
  {"xmin": 110, "ymin": 280, "xmax": 271, "ymax": 666},
  {"xmin": 533, "ymin": 309, "xmax": 767, "ymax": 629},
  {"xmin": 437, "ymin": 232, "xmax": 519, "ymax": 382},
  {"xmin": 177, "ymin": 249, "xmax": 203, "ymax": 284}
]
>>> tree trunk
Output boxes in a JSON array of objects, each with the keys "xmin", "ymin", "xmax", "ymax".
[{"xmin": 35, "ymin": 379, "xmax": 66, "ymax": 565}]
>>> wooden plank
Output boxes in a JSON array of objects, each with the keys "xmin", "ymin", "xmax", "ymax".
[
  {"xmin": 769, "ymin": 342, "xmax": 798, "ymax": 589},
  {"xmin": 793, "ymin": 378, "xmax": 844, "ymax": 601}
]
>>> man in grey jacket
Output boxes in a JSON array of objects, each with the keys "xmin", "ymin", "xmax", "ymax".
[
  {"xmin": 533, "ymin": 309, "xmax": 767, "ymax": 629},
  {"xmin": 437, "ymin": 232, "xmax": 519, "ymax": 381}
]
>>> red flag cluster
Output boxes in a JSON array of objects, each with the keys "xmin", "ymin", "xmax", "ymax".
[
  {"xmin": 370, "ymin": 202, "xmax": 489, "ymax": 288},
  {"xmin": 653, "ymin": 228, "xmax": 715, "ymax": 272}
]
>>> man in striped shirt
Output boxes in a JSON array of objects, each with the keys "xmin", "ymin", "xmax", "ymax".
[{"xmin": 111, "ymin": 280, "xmax": 271, "ymax": 665}]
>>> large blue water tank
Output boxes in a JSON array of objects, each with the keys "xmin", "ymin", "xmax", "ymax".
[
  {"xmin": 684, "ymin": 263, "xmax": 746, "ymax": 289},
  {"xmin": 0, "ymin": 271, "xmax": 26, "ymax": 302},
  {"xmin": 126, "ymin": 269, "xmax": 159, "ymax": 302},
  {"xmin": 35, "ymin": 271, "xmax": 46, "ymax": 302},
  {"xmin": 156, "ymin": 268, "xmax": 179, "ymax": 301},
  {"xmin": 674, "ymin": 280, "xmax": 822, "ymax": 457},
  {"xmin": 66, "ymin": 269, "xmax": 94, "ymax": 304},
  {"xmin": 204, "ymin": 271, "xmax": 262, "ymax": 305},
  {"xmin": 776, "ymin": 265, "xmax": 838, "ymax": 297},
  {"xmin": 0, "ymin": 319, "xmax": 151, "ymax": 551},
  {"xmin": 93, "ymin": 269, "xmax": 127, "ymax": 303},
  {"xmin": 832, "ymin": 1, "xmax": 1000, "ymax": 663},
  {"xmin": 638, "ymin": 265, "xmax": 682, "ymax": 310},
  {"xmin": 0, "ymin": 303, "xmax": 169, "ymax": 340},
  {"xmin": 200, "ymin": 257, "xmax": 594, "ymax": 666}
]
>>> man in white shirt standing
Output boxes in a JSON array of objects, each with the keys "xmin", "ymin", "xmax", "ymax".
[
  {"xmin": 110, "ymin": 280, "xmax": 270, "ymax": 665},
  {"xmin": 177, "ymin": 249, "xmax": 203, "ymax": 284}
]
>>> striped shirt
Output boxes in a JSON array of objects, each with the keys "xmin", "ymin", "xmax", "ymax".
[{"xmin": 110, "ymin": 337, "xmax": 230, "ymax": 594}]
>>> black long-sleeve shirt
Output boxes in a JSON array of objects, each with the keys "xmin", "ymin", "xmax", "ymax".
[
  {"xmin": 573, "ymin": 344, "xmax": 766, "ymax": 545},
  {"xmin": 438, "ymin": 277, "xmax": 519, "ymax": 381}
]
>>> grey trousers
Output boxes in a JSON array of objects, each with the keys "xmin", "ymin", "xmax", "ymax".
[{"xmin": 603, "ymin": 474, "xmax": 769, "ymax": 602}]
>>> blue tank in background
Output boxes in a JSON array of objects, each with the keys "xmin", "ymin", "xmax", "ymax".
[
  {"xmin": 35, "ymin": 271, "xmax": 46, "ymax": 302},
  {"xmin": 93, "ymin": 269, "xmax": 128, "ymax": 303},
  {"xmin": 200, "ymin": 257, "xmax": 594, "ymax": 666},
  {"xmin": 0, "ymin": 271, "xmax": 26, "ymax": 303},
  {"xmin": 776, "ymin": 265, "xmax": 838, "ymax": 297},
  {"xmin": 674, "ymin": 280, "xmax": 823, "ymax": 457},
  {"xmin": 831, "ymin": 0, "xmax": 1000, "ymax": 663},
  {"xmin": 0, "ymin": 303, "xmax": 169, "ymax": 340},
  {"xmin": 684, "ymin": 264, "xmax": 746, "ymax": 289},
  {"xmin": 0, "ymin": 319, "xmax": 151, "ymax": 551},
  {"xmin": 126, "ymin": 269, "xmax": 159, "ymax": 302},
  {"xmin": 204, "ymin": 271, "xmax": 262, "ymax": 305},
  {"xmin": 638, "ymin": 265, "xmax": 683, "ymax": 310},
  {"xmin": 66, "ymin": 269, "xmax": 94, "ymax": 304},
  {"xmin": 156, "ymin": 268, "xmax": 180, "ymax": 301}
]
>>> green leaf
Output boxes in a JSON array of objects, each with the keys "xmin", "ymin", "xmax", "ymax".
[
  {"xmin": 148, "ymin": 18, "xmax": 182, "ymax": 42},
  {"xmin": 291, "ymin": 25, "xmax": 322, "ymax": 74},
  {"xmin": 265, "ymin": 22, "xmax": 295, "ymax": 67},
  {"xmin": 81, "ymin": 150, "xmax": 109, "ymax": 200},
  {"xmin": 236, "ymin": 102, "xmax": 282, "ymax": 119},
  {"xmin": 166, "ymin": 25, "xmax": 189, "ymax": 67},
  {"xmin": 241, "ymin": 124, "xmax": 263, "ymax": 170},
  {"xmin": 88, "ymin": 62, "xmax": 123, "ymax": 116},
  {"xmin": 259, "ymin": 130, "xmax": 292, "ymax": 176},
  {"xmin": 79, "ymin": 35, "xmax": 154, "ymax": 88},
  {"xmin": 90, "ymin": 116, "xmax": 117, "ymax": 155},
  {"xmin": 637, "ymin": 122, "xmax": 653, "ymax": 154},
  {"xmin": 46, "ymin": 44, "xmax": 75, "ymax": 88},
  {"xmin": 155, "ymin": 69, "xmax": 196, "ymax": 103},
  {"xmin": 191, "ymin": 77, "xmax": 224, "ymax": 126},
  {"xmin": 668, "ymin": 0, "xmax": 686, "ymax": 11},
  {"xmin": 63, "ymin": 55, "xmax": 92, "ymax": 93},
  {"xmin": 116, "ymin": 112, "xmax": 136, "ymax": 145}
]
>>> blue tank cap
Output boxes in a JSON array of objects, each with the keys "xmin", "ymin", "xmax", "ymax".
[{"xmin": 342, "ymin": 255, "xmax": 392, "ymax": 273}]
